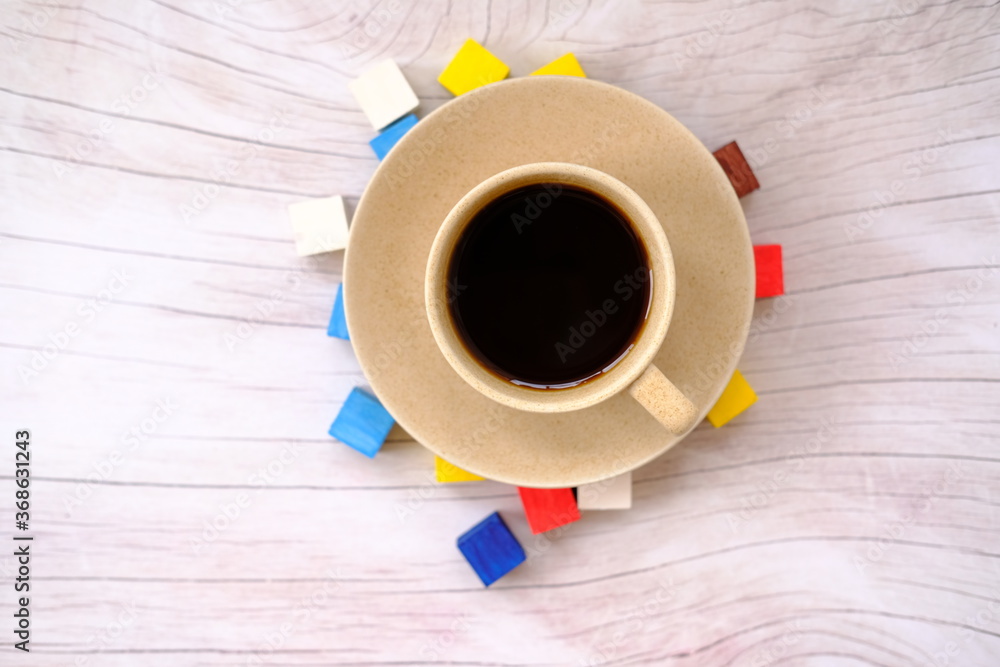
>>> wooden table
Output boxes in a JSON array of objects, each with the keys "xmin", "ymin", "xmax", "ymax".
[{"xmin": 3, "ymin": 1, "xmax": 999, "ymax": 664}]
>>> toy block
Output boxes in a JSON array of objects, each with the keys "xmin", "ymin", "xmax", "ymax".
[
  {"xmin": 713, "ymin": 141, "xmax": 759, "ymax": 198},
  {"xmin": 435, "ymin": 456, "xmax": 484, "ymax": 482},
  {"xmin": 438, "ymin": 39, "xmax": 510, "ymax": 96},
  {"xmin": 577, "ymin": 471, "xmax": 632, "ymax": 510},
  {"xmin": 530, "ymin": 53, "xmax": 586, "ymax": 78},
  {"xmin": 517, "ymin": 487, "xmax": 580, "ymax": 534},
  {"xmin": 753, "ymin": 244, "xmax": 784, "ymax": 298},
  {"xmin": 369, "ymin": 113, "xmax": 418, "ymax": 160},
  {"xmin": 326, "ymin": 283, "xmax": 349, "ymax": 340},
  {"xmin": 287, "ymin": 195, "xmax": 349, "ymax": 256},
  {"xmin": 348, "ymin": 59, "xmax": 419, "ymax": 130},
  {"xmin": 329, "ymin": 388, "xmax": 394, "ymax": 458},
  {"xmin": 707, "ymin": 370, "xmax": 757, "ymax": 428},
  {"xmin": 457, "ymin": 512, "xmax": 526, "ymax": 587}
]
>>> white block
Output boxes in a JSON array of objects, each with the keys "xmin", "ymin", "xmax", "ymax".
[
  {"xmin": 348, "ymin": 59, "xmax": 419, "ymax": 130},
  {"xmin": 287, "ymin": 196, "xmax": 349, "ymax": 256},
  {"xmin": 577, "ymin": 471, "xmax": 632, "ymax": 510}
]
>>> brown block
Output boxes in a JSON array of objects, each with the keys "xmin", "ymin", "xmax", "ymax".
[{"xmin": 713, "ymin": 141, "xmax": 760, "ymax": 198}]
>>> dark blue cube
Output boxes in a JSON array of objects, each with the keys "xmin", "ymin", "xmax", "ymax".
[
  {"xmin": 329, "ymin": 388, "xmax": 394, "ymax": 458},
  {"xmin": 327, "ymin": 283, "xmax": 349, "ymax": 340},
  {"xmin": 457, "ymin": 512, "xmax": 526, "ymax": 587}
]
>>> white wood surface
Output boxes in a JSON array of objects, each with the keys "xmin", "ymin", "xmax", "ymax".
[{"xmin": 2, "ymin": 1, "xmax": 999, "ymax": 664}]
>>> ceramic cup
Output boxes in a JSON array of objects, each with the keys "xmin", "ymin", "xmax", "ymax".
[{"xmin": 424, "ymin": 162, "xmax": 697, "ymax": 435}]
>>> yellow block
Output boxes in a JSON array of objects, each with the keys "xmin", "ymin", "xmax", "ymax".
[
  {"xmin": 530, "ymin": 53, "xmax": 586, "ymax": 78},
  {"xmin": 438, "ymin": 39, "xmax": 510, "ymax": 96},
  {"xmin": 706, "ymin": 370, "xmax": 757, "ymax": 428},
  {"xmin": 435, "ymin": 456, "xmax": 485, "ymax": 482}
]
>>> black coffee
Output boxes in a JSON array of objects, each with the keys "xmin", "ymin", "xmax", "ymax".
[{"xmin": 447, "ymin": 183, "xmax": 652, "ymax": 389}]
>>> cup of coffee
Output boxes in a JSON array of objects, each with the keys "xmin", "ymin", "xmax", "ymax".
[{"xmin": 425, "ymin": 162, "xmax": 697, "ymax": 435}]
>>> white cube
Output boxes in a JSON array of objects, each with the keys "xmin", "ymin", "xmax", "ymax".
[
  {"xmin": 348, "ymin": 59, "xmax": 419, "ymax": 130},
  {"xmin": 577, "ymin": 471, "xmax": 632, "ymax": 510},
  {"xmin": 287, "ymin": 195, "xmax": 349, "ymax": 256}
]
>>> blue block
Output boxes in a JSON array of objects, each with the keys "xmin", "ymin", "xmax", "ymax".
[
  {"xmin": 329, "ymin": 388, "xmax": 394, "ymax": 458},
  {"xmin": 327, "ymin": 283, "xmax": 349, "ymax": 340},
  {"xmin": 457, "ymin": 512, "xmax": 526, "ymax": 587},
  {"xmin": 369, "ymin": 114, "xmax": 418, "ymax": 160}
]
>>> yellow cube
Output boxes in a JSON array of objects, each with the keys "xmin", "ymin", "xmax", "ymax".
[
  {"xmin": 530, "ymin": 53, "xmax": 586, "ymax": 78},
  {"xmin": 706, "ymin": 370, "xmax": 757, "ymax": 428},
  {"xmin": 435, "ymin": 456, "xmax": 485, "ymax": 482},
  {"xmin": 438, "ymin": 39, "xmax": 510, "ymax": 96}
]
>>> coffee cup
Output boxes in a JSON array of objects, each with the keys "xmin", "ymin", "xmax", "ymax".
[{"xmin": 425, "ymin": 162, "xmax": 697, "ymax": 435}]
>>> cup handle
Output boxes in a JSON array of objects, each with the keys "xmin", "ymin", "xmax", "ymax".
[{"xmin": 627, "ymin": 364, "xmax": 698, "ymax": 435}]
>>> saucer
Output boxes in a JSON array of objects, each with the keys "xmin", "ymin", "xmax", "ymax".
[{"xmin": 343, "ymin": 77, "xmax": 754, "ymax": 488}]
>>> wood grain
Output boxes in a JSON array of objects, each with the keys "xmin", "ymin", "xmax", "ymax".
[{"xmin": 1, "ymin": 0, "xmax": 999, "ymax": 664}]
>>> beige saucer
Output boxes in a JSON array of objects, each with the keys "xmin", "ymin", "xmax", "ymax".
[{"xmin": 344, "ymin": 77, "xmax": 755, "ymax": 488}]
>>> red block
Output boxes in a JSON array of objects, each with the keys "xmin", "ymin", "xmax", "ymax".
[
  {"xmin": 517, "ymin": 487, "xmax": 580, "ymax": 534},
  {"xmin": 713, "ymin": 141, "xmax": 760, "ymax": 198},
  {"xmin": 753, "ymin": 245, "xmax": 784, "ymax": 298}
]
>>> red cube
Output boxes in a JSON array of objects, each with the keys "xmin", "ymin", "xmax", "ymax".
[
  {"xmin": 517, "ymin": 487, "xmax": 580, "ymax": 534},
  {"xmin": 753, "ymin": 245, "xmax": 784, "ymax": 298}
]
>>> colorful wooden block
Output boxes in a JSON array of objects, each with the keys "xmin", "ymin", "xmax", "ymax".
[
  {"xmin": 713, "ymin": 141, "xmax": 760, "ymax": 198},
  {"xmin": 287, "ymin": 195, "xmax": 349, "ymax": 256},
  {"xmin": 329, "ymin": 388, "xmax": 394, "ymax": 458},
  {"xmin": 369, "ymin": 113, "xmax": 418, "ymax": 160},
  {"xmin": 577, "ymin": 471, "xmax": 632, "ymax": 510},
  {"xmin": 435, "ymin": 456, "xmax": 484, "ymax": 482},
  {"xmin": 530, "ymin": 53, "xmax": 586, "ymax": 78},
  {"xmin": 326, "ymin": 283, "xmax": 349, "ymax": 340},
  {"xmin": 706, "ymin": 370, "xmax": 757, "ymax": 428},
  {"xmin": 753, "ymin": 244, "xmax": 784, "ymax": 298},
  {"xmin": 348, "ymin": 59, "xmax": 419, "ymax": 130},
  {"xmin": 457, "ymin": 512, "xmax": 526, "ymax": 587},
  {"xmin": 517, "ymin": 487, "xmax": 580, "ymax": 534},
  {"xmin": 438, "ymin": 39, "xmax": 510, "ymax": 96}
]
